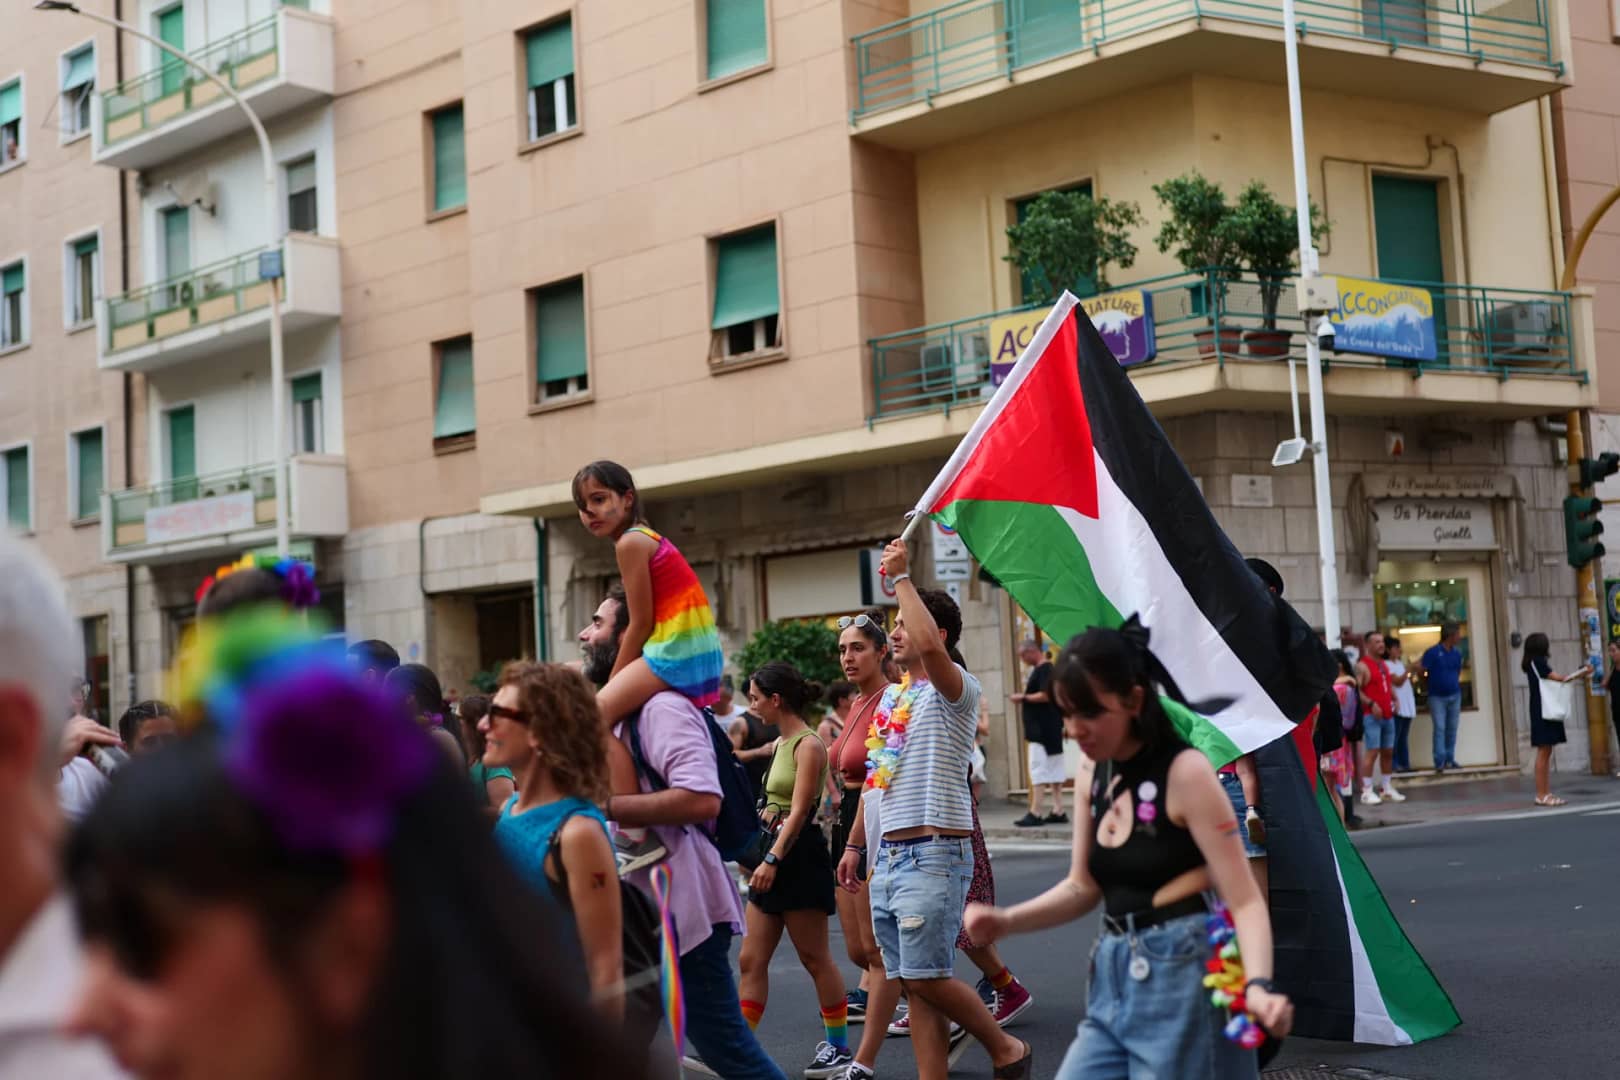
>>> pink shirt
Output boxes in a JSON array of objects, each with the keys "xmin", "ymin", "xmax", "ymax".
[{"xmin": 613, "ymin": 692, "xmax": 745, "ymax": 956}]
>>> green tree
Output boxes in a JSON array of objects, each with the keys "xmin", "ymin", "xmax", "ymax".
[
  {"xmin": 1224, "ymin": 180, "xmax": 1327, "ymax": 330},
  {"xmin": 733, "ymin": 619, "xmax": 843, "ymax": 693},
  {"xmin": 1004, "ymin": 189, "xmax": 1144, "ymax": 304}
]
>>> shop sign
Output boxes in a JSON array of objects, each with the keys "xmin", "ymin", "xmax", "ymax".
[
  {"xmin": 1374, "ymin": 498, "xmax": 1496, "ymax": 550},
  {"xmin": 988, "ymin": 289, "xmax": 1157, "ymax": 384},
  {"xmin": 1327, "ymin": 276, "xmax": 1437, "ymax": 362},
  {"xmin": 145, "ymin": 491, "xmax": 254, "ymax": 545},
  {"xmin": 1362, "ymin": 473, "xmax": 1514, "ymax": 500},
  {"xmin": 1606, "ymin": 578, "xmax": 1620, "ymax": 642}
]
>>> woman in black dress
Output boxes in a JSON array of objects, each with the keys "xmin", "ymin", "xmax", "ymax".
[{"xmin": 1522, "ymin": 632, "xmax": 1591, "ymax": 807}]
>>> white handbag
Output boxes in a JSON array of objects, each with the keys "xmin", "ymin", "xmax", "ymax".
[{"xmin": 1538, "ymin": 675, "xmax": 1573, "ymax": 722}]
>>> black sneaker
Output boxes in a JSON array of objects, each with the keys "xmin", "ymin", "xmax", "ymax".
[
  {"xmin": 1043, "ymin": 811, "xmax": 1070, "ymax": 825},
  {"xmin": 614, "ymin": 831, "xmax": 668, "ymax": 876},
  {"xmin": 805, "ymin": 1041, "xmax": 854, "ymax": 1079},
  {"xmin": 946, "ymin": 1024, "xmax": 972, "ymax": 1067},
  {"xmin": 1012, "ymin": 812, "xmax": 1045, "ymax": 828},
  {"xmin": 840, "ymin": 1064, "xmax": 875, "ymax": 1080},
  {"xmin": 846, "ymin": 988, "xmax": 868, "ymax": 1025}
]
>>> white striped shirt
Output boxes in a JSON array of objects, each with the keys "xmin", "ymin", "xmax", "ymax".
[{"xmin": 879, "ymin": 666, "xmax": 980, "ymax": 836}]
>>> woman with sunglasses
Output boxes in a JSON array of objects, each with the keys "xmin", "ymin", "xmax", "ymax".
[
  {"xmin": 827, "ymin": 613, "xmax": 892, "ymax": 1028},
  {"xmin": 484, "ymin": 663, "xmax": 626, "ymax": 1029}
]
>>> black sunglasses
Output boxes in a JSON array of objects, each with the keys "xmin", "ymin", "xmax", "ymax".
[{"xmin": 487, "ymin": 704, "xmax": 529, "ymax": 723}]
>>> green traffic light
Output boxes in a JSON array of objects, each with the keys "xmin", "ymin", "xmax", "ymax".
[
  {"xmin": 1579, "ymin": 452, "xmax": 1620, "ymax": 489},
  {"xmin": 1565, "ymin": 495, "xmax": 1606, "ymax": 568}
]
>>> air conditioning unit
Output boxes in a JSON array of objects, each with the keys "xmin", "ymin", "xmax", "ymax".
[{"xmin": 1486, "ymin": 301, "xmax": 1560, "ymax": 356}]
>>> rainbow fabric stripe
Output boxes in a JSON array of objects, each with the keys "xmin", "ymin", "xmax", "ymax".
[
  {"xmin": 631, "ymin": 526, "xmax": 723, "ymax": 706},
  {"xmin": 650, "ymin": 866, "xmax": 685, "ymax": 1054}
]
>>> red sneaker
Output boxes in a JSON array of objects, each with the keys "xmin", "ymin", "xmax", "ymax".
[{"xmin": 990, "ymin": 979, "xmax": 1034, "ymax": 1027}]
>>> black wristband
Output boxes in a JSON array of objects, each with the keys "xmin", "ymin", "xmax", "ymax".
[
  {"xmin": 846, "ymin": 844, "xmax": 866, "ymax": 856},
  {"xmin": 1244, "ymin": 977, "xmax": 1277, "ymax": 996}
]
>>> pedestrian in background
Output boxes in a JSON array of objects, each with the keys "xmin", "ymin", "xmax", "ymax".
[
  {"xmin": 1384, "ymin": 629, "xmax": 1416, "ymax": 774},
  {"xmin": 118, "ymin": 699, "xmax": 179, "ymax": 757},
  {"xmin": 457, "ymin": 693, "xmax": 516, "ymax": 809},
  {"xmin": 1012, "ymin": 640, "xmax": 1067, "ymax": 827},
  {"xmin": 386, "ymin": 662, "xmax": 465, "ymax": 768},
  {"xmin": 1607, "ymin": 641, "xmax": 1620, "ymax": 779},
  {"xmin": 1522, "ymin": 632, "xmax": 1591, "ymax": 807},
  {"xmin": 1354, "ymin": 632, "xmax": 1405, "ymax": 805},
  {"xmin": 1329, "ymin": 651, "xmax": 1361, "ymax": 827},
  {"xmin": 1421, "ymin": 622, "xmax": 1465, "ymax": 772}
]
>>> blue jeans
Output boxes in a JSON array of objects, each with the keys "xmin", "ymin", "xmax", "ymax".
[
  {"xmin": 870, "ymin": 836, "xmax": 973, "ymax": 980},
  {"xmin": 1218, "ymin": 773, "xmax": 1263, "ymax": 858},
  {"xmin": 1430, "ymin": 693, "xmax": 1462, "ymax": 768},
  {"xmin": 680, "ymin": 925, "xmax": 787, "ymax": 1080},
  {"xmin": 1362, "ymin": 714, "xmax": 1396, "ymax": 751},
  {"xmin": 1393, "ymin": 714, "xmax": 1414, "ymax": 772},
  {"xmin": 1055, "ymin": 912, "xmax": 1257, "ymax": 1080}
]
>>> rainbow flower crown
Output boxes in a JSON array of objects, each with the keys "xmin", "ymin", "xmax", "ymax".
[{"xmin": 194, "ymin": 553, "xmax": 321, "ymax": 610}]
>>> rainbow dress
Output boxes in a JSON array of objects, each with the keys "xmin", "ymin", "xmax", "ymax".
[{"xmin": 628, "ymin": 525, "xmax": 723, "ymax": 707}]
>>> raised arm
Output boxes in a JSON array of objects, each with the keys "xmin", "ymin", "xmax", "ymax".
[{"xmin": 881, "ymin": 539, "xmax": 963, "ymax": 700}]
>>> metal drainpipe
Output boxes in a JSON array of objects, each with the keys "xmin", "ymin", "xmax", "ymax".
[
  {"xmin": 533, "ymin": 517, "xmax": 548, "ymax": 662},
  {"xmin": 116, "ymin": 0, "xmax": 138, "ymax": 713}
]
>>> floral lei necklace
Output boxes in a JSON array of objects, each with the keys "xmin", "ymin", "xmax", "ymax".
[{"xmin": 864, "ymin": 673, "xmax": 924, "ymax": 790}]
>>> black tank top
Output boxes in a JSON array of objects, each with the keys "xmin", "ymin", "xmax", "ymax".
[{"xmin": 1086, "ymin": 739, "xmax": 1206, "ymax": 916}]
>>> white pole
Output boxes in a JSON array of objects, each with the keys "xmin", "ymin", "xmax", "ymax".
[
  {"xmin": 42, "ymin": 2, "xmax": 289, "ymax": 559},
  {"xmin": 1281, "ymin": 0, "xmax": 1341, "ymax": 641}
]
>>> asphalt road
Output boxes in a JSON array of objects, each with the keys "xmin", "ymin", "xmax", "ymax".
[{"xmin": 743, "ymin": 801, "xmax": 1620, "ymax": 1079}]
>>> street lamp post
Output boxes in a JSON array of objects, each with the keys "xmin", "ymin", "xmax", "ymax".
[{"xmin": 37, "ymin": 0, "xmax": 290, "ymax": 560}]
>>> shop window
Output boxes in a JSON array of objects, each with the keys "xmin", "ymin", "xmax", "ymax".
[{"xmin": 1374, "ymin": 576, "xmax": 1474, "ymax": 710}]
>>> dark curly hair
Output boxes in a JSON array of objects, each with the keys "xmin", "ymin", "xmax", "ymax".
[
  {"xmin": 916, "ymin": 587, "xmax": 967, "ymax": 667},
  {"xmin": 497, "ymin": 662, "xmax": 608, "ymax": 803}
]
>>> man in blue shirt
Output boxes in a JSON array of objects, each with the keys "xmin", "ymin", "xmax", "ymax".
[{"xmin": 1420, "ymin": 622, "xmax": 1465, "ymax": 771}]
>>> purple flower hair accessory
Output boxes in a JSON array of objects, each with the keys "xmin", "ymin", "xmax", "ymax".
[
  {"xmin": 223, "ymin": 663, "xmax": 436, "ymax": 855},
  {"xmin": 274, "ymin": 559, "xmax": 321, "ymax": 611}
]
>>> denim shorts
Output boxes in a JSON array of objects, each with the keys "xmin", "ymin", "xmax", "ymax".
[
  {"xmin": 1218, "ymin": 773, "xmax": 1264, "ymax": 858},
  {"xmin": 1362, "ymin": 714, "xmax": 1396, "ymax": 750},
  {"xmin": 1055, "ymin": 911, "xmax": 1257, "ymax": 1080},
  {"xmin": 869, "ymin": 835, "xmax": 973, "ymax": 980}
]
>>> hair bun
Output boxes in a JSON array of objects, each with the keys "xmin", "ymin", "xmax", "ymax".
[{"xmin": 803, "ymin": 681, "xmax": 824, "ymax": 706}]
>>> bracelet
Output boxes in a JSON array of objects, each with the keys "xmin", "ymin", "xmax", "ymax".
[
  {"xmin": 890, "ymin": 572, "xmax": 911, "ymax": 586},
  {"xmin": 1244, "ymin": 977, "xmax": 1277, "ymax": 996},
  {"xmin": 846, "ymin": 844, "xmax": 867, "ymax": 856}
]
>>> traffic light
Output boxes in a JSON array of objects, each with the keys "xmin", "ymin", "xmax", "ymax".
[
  {"xmin": 1565, "ymin": 495, "xmax": 1605, "ymax": 568},
  {"xmin": 1580, "ymin": 452, "xmax": 1620, "ymax": 489}
]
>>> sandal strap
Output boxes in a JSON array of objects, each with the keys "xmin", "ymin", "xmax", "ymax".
[{"xmin": 992, "ymin": 1043, "xmax": 1032, "ymax": 1080}]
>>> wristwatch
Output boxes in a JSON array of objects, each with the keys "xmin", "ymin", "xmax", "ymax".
[
  {"xmin": 1244, "ymin": 977, "xmax": 1277, "ymax": 996},
  {"xmin": 762, "ymin": 852, "xmax": 781, "ymax": 867}
]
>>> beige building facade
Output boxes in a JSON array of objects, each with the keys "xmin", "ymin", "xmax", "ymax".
[{"xmin": 3, "ymin": 0, "xmax": 1610, "ymax": 790}]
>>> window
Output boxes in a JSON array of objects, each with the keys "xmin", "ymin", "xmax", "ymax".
[
  {"xmin": 72, "ymin": 428, "xmax": 104, "ymax": 521},
  {"xmin": 710, "ymin": 225, "xmax": 780, "ymax": 361},
  {"xmin": 532, "ymin": 278, "xmax": 588, "ymax": 402},
  {"xmin": 705, "ymin": 0, "xmax": 768, "ymax": 81},
  {"xmin": 165, "ymin": 405, "xmax": 196, "ymax": 502},
  {"xmin": 286, "ymin": 156, "xmax": 317, "ymax": 233},
  {"xmin": 161, "ymin": 206, "xmax": 190, "ymax": 308},
  {"xmin": 2, "ymin": 446, "xmax": 30, "ymax": 532},
  {"xmin": 524, "ymin": 18, "xmax": 576, "ymax": 142},
  {"xmin": 433, "ymin": 337, "xmax": 475, "ymax": 447},
  {"xmin": 156, "ymin": 5, "xmax": 186, "ymax": 97},
  {"xmin": 0, "ymin": 78, "xmax": 21, "ymax": 167},
  {"xmin": 1, "ymin": 262, "xmax": 24, "ymax": 349},
  {"xmin": 60, "ymin": 45, "xmax": 94, "ymax": 138},
  {"xmin": 81, "ymin": 615, "xmax": 110, "ymax": 721},
  {"xmin": 430, "ymin": 104, "xmax": 466, "ymax": 213},
  {"xmin": 291, "ymin": 372, "xmax": 323, "ymax": 454},
  {"xmin": 67, "ymin": 235, "xmax": 99, "ymax": 326}
]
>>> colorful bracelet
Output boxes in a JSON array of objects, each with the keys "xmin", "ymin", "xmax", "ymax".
[{"xmin": 1203, "ymin": 899, "xmax": 1267, "ymax": 1049}]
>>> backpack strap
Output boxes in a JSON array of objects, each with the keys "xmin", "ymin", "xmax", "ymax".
[
  {"xmin": 543, "ymin": 807, "xmax": 589, "ymax": 898},
  {"xmin": 625, "ymin": 715, "xmax": 669, "ymax": 792}
]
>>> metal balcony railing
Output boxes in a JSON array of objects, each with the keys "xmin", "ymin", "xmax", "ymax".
[
  {"xmin": 101, "ymin": 13, "xmax": 281, "ymax": 146},
  {"xmin": 108, "ymin": 462, "xmax": 277, "ymax": 543},
  {"xmin": 852, "ymin": 0, "xmax": 1558, "ymax": 118},
  {"xmin": 867, "ymin": 268, "xmax": 1577, "ymax": 421},
  {"xmin": 106, "ymin": 247, "xmax": 278, "ymax": 355}
]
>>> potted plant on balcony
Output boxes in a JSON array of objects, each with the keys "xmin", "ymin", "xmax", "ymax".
[
  {"xmin": 1004, "ymin": 188, "xmax": 1144, "ymax": 305},
  {"xmin": 1226, "ymin": 179, "xmax": 1327, "ymax": 358},
  {"xmin": 1152, "ymin": 172, "xmax": 1242, "ymax": 360}
]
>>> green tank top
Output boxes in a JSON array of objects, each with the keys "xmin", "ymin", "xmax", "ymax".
[{"xmin": 763, "ymin": 728, "xmax": 825, "ymax": 817}]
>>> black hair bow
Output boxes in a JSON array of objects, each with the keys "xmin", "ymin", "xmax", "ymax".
[{"xmin": 1118, "ymin": 613, "xmax": 1235, "ymax": 718}]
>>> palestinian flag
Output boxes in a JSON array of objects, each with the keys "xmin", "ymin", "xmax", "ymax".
[
  {"xmin": 915, "ymin": 292, "xmax": 1335, "ymax": 760},
  {"xmin": 1257, "ymin": 737, "xmax": 1461, "ymax": 1044}
]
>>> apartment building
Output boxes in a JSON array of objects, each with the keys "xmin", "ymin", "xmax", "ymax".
[{"xmin": 4, "ymin": 0, "xmax": 1604, "ymax": 793}]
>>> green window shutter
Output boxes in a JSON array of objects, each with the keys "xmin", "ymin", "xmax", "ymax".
[
  {"xmin": 432, "ymin": 106, "xmax": 466, "ymax": 212},
  {"xmin": 434, "ymin": 339, "xmax": 476, "ymax": 438},
  {"xmin": 167, "ymin": 407, "xmax": 195, "ymax": 480},
  {"xmin": 711, "ymin": 226, "xmax": 779, "ymax": 329},
  {"xmin": 706, "ymin": 0, "xmax": 768, "ymax": 80},
  {"xmin": 1, "ymin": 264, "xmax": 22, "ymax": 296},
  {"xmin": 526, "ymin": 19, "xmax": 574, "ymax": 88},
  {"xmin": 291, "ymin": 372, "xmax": 322, "ymax": 404},
  {"xmin": 535, "ymin": 279, "xmax": 587, "ymax": 384},
  {"xmin": 0, "ymin": 81, "xmax": 19, "ymax": 126},
  {"xmin": 162, "ymin": 208, "xmax": 190, "ymax": 280},
  {"xmin": 76, "ymin": 429, "xmax": 103, "ymax": 520},
  {"xmin": 64, "ymin": 47, "xmax": 95, "ymax": 91},
  {"xmin": 158, "ymin": 6, "xmax": 187, "ymax": 96},
  {"xmin": 5, "ymin": 449, "xmax": 29, "ymax": 529},
  {"xmin": 74, "ymin": 236, "xmax": 98, "ymax": 259}
]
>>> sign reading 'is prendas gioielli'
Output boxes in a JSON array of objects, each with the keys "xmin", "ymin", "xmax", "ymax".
[
  {"xmin": 1328, "ymin": 277, "xmax": 1437, "ymax": 362},
  {"xmin": 989, "ymin": 290, "xmax": 1157, "ymax": 384}
]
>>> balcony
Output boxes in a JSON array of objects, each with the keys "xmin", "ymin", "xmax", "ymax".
[
  {"xmin": 868, "ymin": 268, "xmax": 1596, "ymax": 422},
  {"xmin": 99, "ymin": 233, "xmax": 340, "ymax": 373},
  {"xmin": 95, "ymin": 5, "xmax": 334, "ymax": 171},
  {"xmin": 851, "ymin": 0, "xmax": 1564, "ymax": 149},
  {"xmin": 103, "ymin": 455, "xmax": 349, "ymax": 564}
]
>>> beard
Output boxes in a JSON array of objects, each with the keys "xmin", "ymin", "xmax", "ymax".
[{"xmin": 582, "ymin": 640, "xmax": 619, "ymax": 688}]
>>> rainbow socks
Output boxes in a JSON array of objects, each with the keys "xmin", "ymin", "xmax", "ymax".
[
  {"xmin": 821, "ymin": 1002, "xmax": 849, "ymax": 1050},
  {"xmin": 740, "ymin": 999, "xmax": 764, "ymax": 1031},
  {"xmin": 989, "ymin": 965, "xmax": 1015, "ymax": 991}
]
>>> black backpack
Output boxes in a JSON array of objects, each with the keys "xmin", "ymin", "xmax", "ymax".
[
  {"xmin": 544, "ymin": 811, "xmax": 666, "ymax": 1044},
  {"xmin": 627, "ymin": 705, "xmax": 763, "ymax": 864}
]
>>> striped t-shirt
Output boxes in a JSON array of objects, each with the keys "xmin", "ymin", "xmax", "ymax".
[{"xmin": 878, "ymin": 666, "xmax": 981, "ymax": 836}]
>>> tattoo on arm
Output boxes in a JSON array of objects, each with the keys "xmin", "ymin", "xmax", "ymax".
[
  {"xmin": 1219, "ymin": 820, "xmax": 1242, "ymax": 837},
  {"xmin": 591, "ymin": 871, "xmax": 609, "ymax": 889}
]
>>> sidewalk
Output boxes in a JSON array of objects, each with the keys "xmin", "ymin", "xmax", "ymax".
[{"xmin": 979, "ymin": 767, "xmax": 1620, "ymax": 842}]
